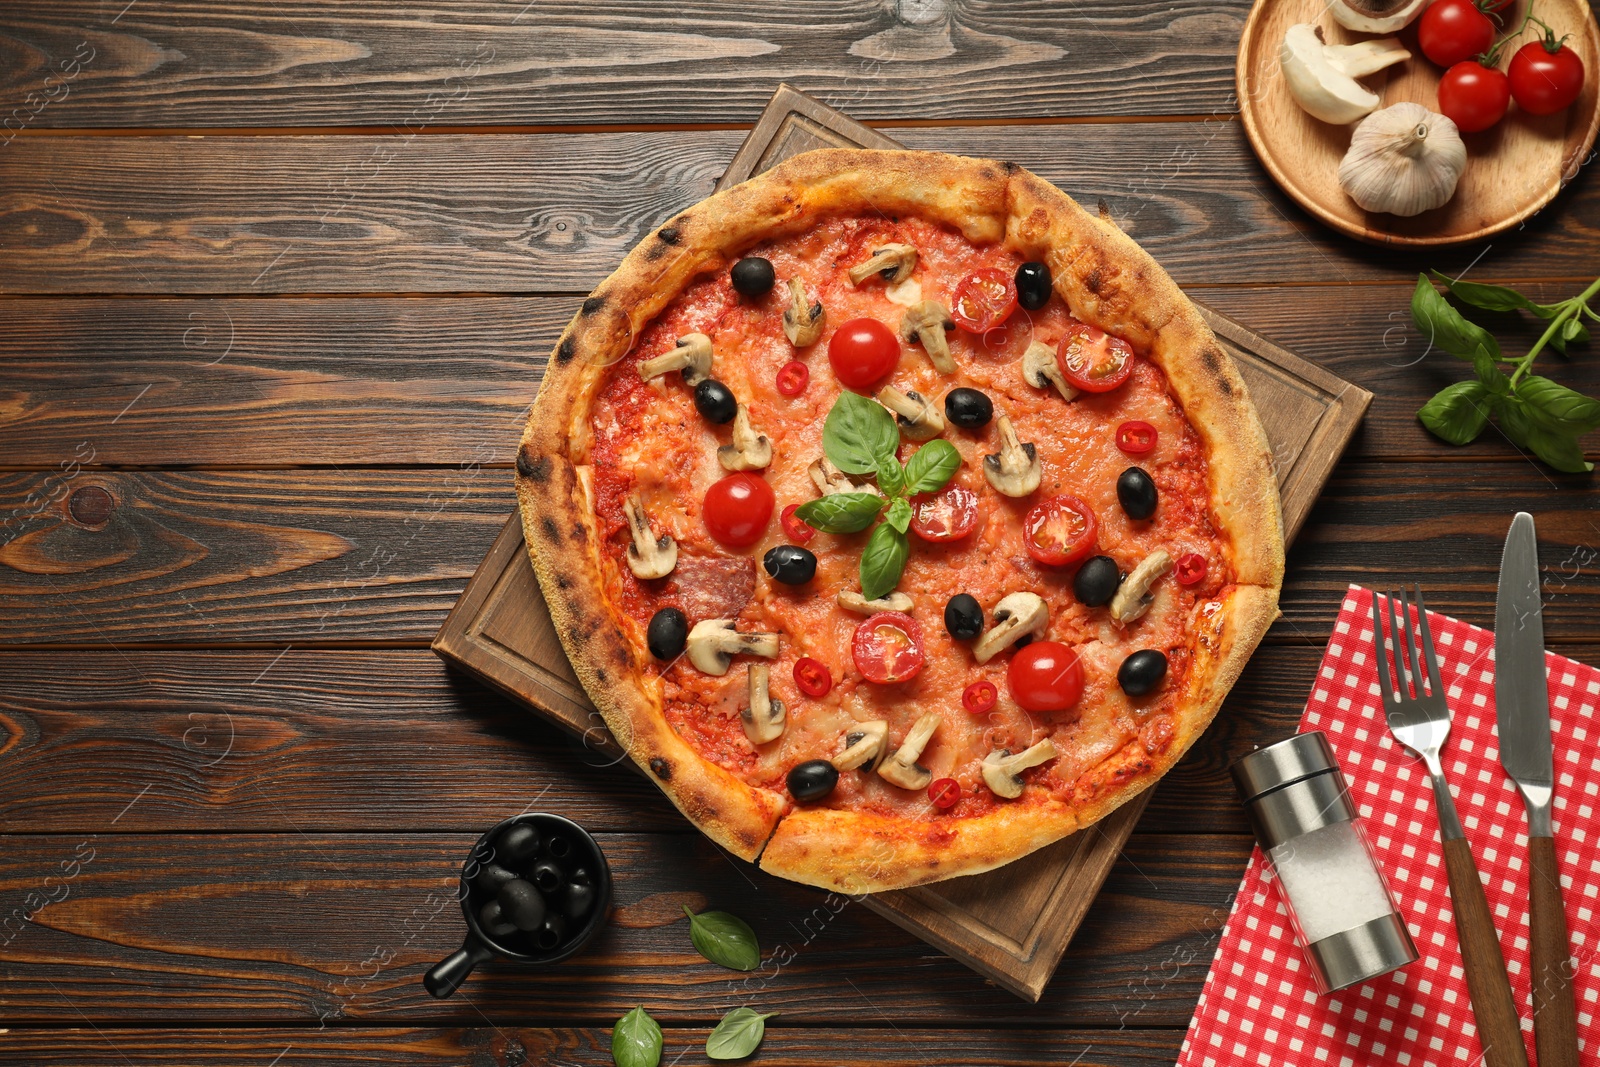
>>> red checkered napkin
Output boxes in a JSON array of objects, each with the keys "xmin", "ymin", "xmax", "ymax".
[{"xmin": 1178, "ymin": 585, "xmax": 1600, "ymax": 1067}]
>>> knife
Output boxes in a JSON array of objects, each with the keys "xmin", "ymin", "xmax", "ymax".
[{"xmin": 1496, "ymin": 512, "xmax": 1578, "ymax": 1067}]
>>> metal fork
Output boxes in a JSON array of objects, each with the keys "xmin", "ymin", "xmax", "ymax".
[{"xmin": 1373, "ymin": 588, "xmax": 1528, "ymax": 1067}]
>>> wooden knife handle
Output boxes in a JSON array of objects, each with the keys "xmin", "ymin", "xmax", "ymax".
[
  {"xmin": 1529, "ymin": 835, "xmax": 1580, "ymax": 1067},
  {"xmin": 1442, "ymin": 837, "xmax": 1530, "ymax": 1067}
]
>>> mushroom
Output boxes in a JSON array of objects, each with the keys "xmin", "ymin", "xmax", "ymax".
[
  {"xmin": 837, "ymin": 590, "xmax": 914, "ymax": 616},
  {"xmin": 876, "ymin": 384, "xmax": 945, "ymax": 441},
  {"xmin": 877, "ymin": 712, "xmax": 941, "ymax": 791},
  {"xmin": 1280, "ymin": 24, "xmax": 1411, "ymax": 125},
  {"xmin": 740, "ymin": 663, "xmax": 786, "ymax": 745},
  {"xmin": 717, "ymin": 404, "xmax": 773, "ymax": 471},
  {"xmin": 981, "ymin": 739, "xmax": 1058, "ymax": 800},
  {"xmin": 1331, "ymin": 0, "xmax": 1426, "ymax": 33},
  {"xmin": 982, "ymin": 413, "xmax": 1041, "ymax": 497},
  {"xmin": 809, "ymin": 456, "xmax": 881, "ymax": 498},
  {"xmin": 782, "ymin": 279, "xmax": 824, "ymax": 347},
  {"xmin": 1022, "ymin": 340, "xmax": 1078, "ymax": 402},
  {"xmin": 639, "ymin": 333, "xmax": 713, "ymax": 386},
  {"xmin": 848, "ymin": 243, "xmax": 917, "ymax": 286},
  {"xmin": 900, "ymin": 300, "xmax": 956, "ymax": 374},
  {"xmin": 972, "ymin": 591, "xmax": 1049, "ymax": 665},
  {"xmin": 623, "ymin": 494, "xmax": 677, "ymax": 580},
  {"xmin": 834, "ymin": 720, "xmax": 890, "ymax": 771},
  {"xmin": 686, "ymin": 619, "xmax": 780, "ymax": 676},
  {"xmin": 1109, "ymin": 549, "xmax": 1173, "ymax": 625}
]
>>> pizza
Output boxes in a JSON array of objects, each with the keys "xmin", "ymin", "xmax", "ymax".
[{"xmin": 516, "ymin": 149, "xmax": 1283, "ymax": 894}]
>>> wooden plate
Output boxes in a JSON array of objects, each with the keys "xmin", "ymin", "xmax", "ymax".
[{"xmin": 1237, "ymin": 0, "xmax": 1600, "ymax": 246}]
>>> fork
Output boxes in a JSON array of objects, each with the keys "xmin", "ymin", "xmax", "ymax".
[{"xmin": 1373, "ymin": 587, "xmax": 1528, "ymax": 1067}]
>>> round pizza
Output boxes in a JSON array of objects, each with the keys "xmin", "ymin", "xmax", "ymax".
[{"xmin": 516, "ymin": 149, "xmax": 1283, "ymax": 894}]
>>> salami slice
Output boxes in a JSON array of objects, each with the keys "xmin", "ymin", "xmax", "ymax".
[{"xmin": 662, "ymin": 555, "xmax": 755, "ymax": 621}]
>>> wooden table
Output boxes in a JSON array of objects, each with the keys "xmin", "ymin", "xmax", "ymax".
[{"xmin": 0, "ymin": 4, "xmax": 1595, "ymax": 1065}]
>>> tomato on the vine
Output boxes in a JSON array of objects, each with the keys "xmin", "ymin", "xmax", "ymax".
[
  {"xmin": 1439, "ymin": 60, "xmax": 1511, "ymax": 132},
  {"xmin": 950, "ymin": 268, "xmax": 1018, "ymax": 334},
  {"xmin": 827, "ymin": 317, "xmax": 900, "ymax": 390},
  {"xmin": 1023, "ymin": 495, "xmax": 1099, "ymax": 567},
  {"xmin": 702, "ymin": 473, "xmax": 773, "ymax": 548},
  {"xmin": 775, "ymin": 359, "xmax": 809, "ymax": 396},
  {"xmin": 793, "ymin": 657, "xmax": 833, "ymax": 698},
  {"xmin": 1007, "ymin": 641, "xmax": 1084, "ymax": 713},
  {"xmin": 909, "ymin": 483, "xmax": 980, "ymax": 542},
  {"xmin": 1058, "ymin": 323, "xmax": 1135, "ymax": 393},
  {"xmin": 779, "ymin": 502, "xmax": 815, "ymax": 544},
  {"xmin": 1418, "ymin": 0, "xmax": 1496, "ymax": 68},
  {"xmin": 851, "ymin": 611, "xmax": 925, "ymax": 684},
  {"xmin": 1509, "ymin": 39, "xmax": 1586, "ymax": 115}
]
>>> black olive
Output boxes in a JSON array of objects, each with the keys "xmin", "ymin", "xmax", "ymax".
[
  {"xmin": 693, "ymin": 378, "xmax": 738, "ymax": 424},
  {"xmin": 763, "ymin": 544, "xmax": 817, "ymax": 585},
  {"xmin": 1117, "ymin": 466, "xmax": 1158, "ymax": 520},
  {"xmin": 479, "ymin": 899, "xmax": 519, "ymax": 939},
  {"xmin": 535, "ymin": 912, "xmax": 569, "ymax": 951},
  {"xmin": 787, "ymin": 759, "xmax": 840, "ymax": 802},
  {"xmin": 647, "ymin": 608, "xmax": 688, "ymax": 660},
  {"xmin": 1118, "ymin": 649, "xmax": 1169, "ymax": 696},
  {"xmin": 497, "ymin": 879, "xmax": 547, "ymax": 932},
  {"xmin": 529, "ymin": 859, "xmax": 563, "ymax": 894},
  {"xmin": 1015, "ymin": 261, "xmax": 1052, "ymax": 311},
  {"xmin": 473, "ymin": 862, "xmax": 520, "ymax": 897},
  {"xmin": 562, "ymin": 879, "xmax": 597, "ymax": 920},
  {"xmin": 944, "ymin": 593, "xmax": 984, "ymax": 640},
  {"xmin": 1073, "ymin": 555, "xmax": 1122, "ymax": 607},
  {"xmin": 495, "ymin": 822, "xmax": 540, "ymax": 863},
  {"xmin": 546, "ymin": 836, "xmax": 573, "ymax": 860},
  {"xmin": 730, "ymin": 256, "xmax": 775, "ymax": 297},
  {"xmin": 944, "ymin": 387, "xmax": 994, "ymax": 429},
  {"xmin": 567, "ymin": 866, "xmax": 593, "ymax": 886}
]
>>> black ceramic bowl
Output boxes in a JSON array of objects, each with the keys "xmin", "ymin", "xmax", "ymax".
[{"xmin": 424, "ymin": 812, "xmax": 612, "ymax": 998}]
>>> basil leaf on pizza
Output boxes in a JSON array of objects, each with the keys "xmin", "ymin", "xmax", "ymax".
[
  {"xmin": 875, "ymin": 454, "xmax": 905, "ymax": 498},
  {"xmin": 793, "ymin": 491, "xmax": 883, "ymax": 534},
  {"xmin": 884, "ymin": 495, "xmax": 913, "ymax": 534},
  {"xmin": 859, "ymin": 522, "xmax": 910, "ymax": 601},
  {"xmin": 683, "ymin": 906, "xmax": 760, "ymax": 971},
  {"xmin": 902, "ymin": 438, "xmax": 961, "ymax": 495},
  {"xmin": 821, "ymin": 390, "xmax": 898, "ymax": 475}
]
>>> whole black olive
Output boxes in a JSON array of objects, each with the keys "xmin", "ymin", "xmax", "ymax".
[
  {"xmin": 535, "ymin": 913, "xmax": 569, "ymax": 951},
  {"xmin": 944, "ymin": 593, "xmax": 984, "ymax": 640},
  {"xmin": 763, "ymin": 544, "xmax": 817, "ymax": 585},
  {"xmin": 944, "ymin": 387, "xmax": 994, "ymax": 429},
  {"xmin": 730, "ymin": 256, "xmax": 775, "ymax": 297},
  {"xmin": 473, "ymin": 862, "xmax": 520, "ymax": 897},
  {"xmin": 1073, "ymin": 555, "xmax": 1122, "ymax": 608},
  {"xmin": 546, "ymin": 836, "xmax": 573, "ymax": 860},
  {"xmin": 562, "ymin": 879, "xmax": 596, "ymax": 919},
  {"xmin": 1118, "ymin": 649, "xmax": 1169, "ymax": 696},
  {"xmin": 1117, "ymin": 466, "xmax": 1158, "ymax": 521},
  {"xmin": 479, "ymin": 899, "xmax": 519, "ymax": 939},
  {"xmin": 495, "ymin": 822, "xmax": 541, "ymax": 863},
  {"xmin": 497, "ymin": 878, "xmax": 547, "ymax": 932},
  {"xmin": 694, "ymin": 378, "xmax": 738, "ymax": 424},
  {"xmin": 786, "ymin": 759, "xmax": 840, "ymax": 802},
  {"xmin": 567, "ymin": 866, "xmax": 593, "ymax": 886},
  {"xmin": 1015, "ymin": 261, "xmax": 1052, "ymax": 311},
  {"xmin": 647, "ymin": 608, "xmax": 688, "ymax": 660},
  {"xmin": 529, "ymin": 859, "xmax": 563, "ymax": 894}
]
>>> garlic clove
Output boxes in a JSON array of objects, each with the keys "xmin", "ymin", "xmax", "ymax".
[
  {"xmin": 1338, "ymin": 102, "xmax": 1467, "ymax": 217},
  {"xmin": 1330, "ymin": 0, "xmax": 1427, "ymax": 34}
]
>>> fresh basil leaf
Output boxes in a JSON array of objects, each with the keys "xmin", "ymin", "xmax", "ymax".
[
  {"xmin": 683, "ymin": 907, "xmax": 760, "ymax": 971},
  {"xmin": 792, "ymin": 492, "xmax": 883, "ymax": 534},
  {"xmin": 822, "ymin": 391, "xmax": 899, "ymax": 475},
  {"xmin": 1418, "ymin": 381, "xmax": 1491, "ymax": 445},
  {"xmin": 706, "ymin": 1007, "xmax": 777, "ymax": 1061},
  {"xmin": 1471, "ymin": 350, "xmax": 1509, "ymax": 394},
  {"xmin": 1551, "ymin": 315, "xmax": 1590, "ymax": 354},
  {"xmin": 902, "ymin": 439, "xmax": 962, "ymax": 496},
  {"xmin": 1411, "ymin": 273, "xmax": 1500, "ymax": 361},
  {"xmin": 1499, "ymin": 397, "xmax": 1595, "ymax": 473},
  {"xmin": 859, "ymin": 523, "xmax": 909, "ymax": 602},
  {"xmin": 875, "ymin": 455, "xmax": 905, "ymax": 499},
  {"xmin": 1428, "ymin": 270, "xmax": 1537, "ymax": 313},
  {"xmin": 885, "ymin": 495, "xmax": 913, "ymax": 534},
  {"xmin": 1515, "ymin": 375, "xmax": 1600, "ymax": 432},
  {"xmin": 612, "ymin": 1006, "xmax": 663, "ymax": 1067}
]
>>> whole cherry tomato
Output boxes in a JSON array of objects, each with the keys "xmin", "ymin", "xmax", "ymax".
[
  {"xmin": 1022, "ymin": 495, "xmax": 1099, "ymax": 567},
  {"xmin": 851, "ymin": 611, "xmax": 925, "ymax": 684},
  {"xmin": 702, "ymin": 473, "xmax": 773, "ymax": 548},
  {"xmin": 909, "ymin": 484, "xmax": 980, "ymax": 542},
  {"xmin": 1007, "ymin": 641, "xmax": 1084, "ymax": 713},
  {"xmin": 1508, "ymin": 38, "xmax": 1586, "ymax": 115},
  {"xmin": 1439, "ymin": 60, "xmax": 1511, "ymax": 132},
  {"xmin": 1058, "ymin": 322, "xmax": 1135, "ymax": 393},
  {"xmin": 1418, "ymin": 0, "xmax": 1496, "ymax": 68},
  {"xmin": 950, "ymin": 268, "xmax": 1018, "ymax": 334},
  {"xmin": 828, "ymin": 317, "xmax": 900, "ymax": 390}
]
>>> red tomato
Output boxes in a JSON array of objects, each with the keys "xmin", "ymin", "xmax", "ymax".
[
  {"xmin": 1057, "ymin": 323, "xmax": 1134, "ymax": 393},
  {"xmin": 1175, "ymin": 552, "xmax": 1208, "ymax": 587},
  {"xmin": 962, "ymin": 680, "xmax": 998, "ymax": 715},
  {"xmin": 909, "ymin": 484, "xmax": 980, "ymax": 542},
  {"xmin": 779, "ymin": 503, "xmax": 815, "ymax": 545},
  {"xmin": 950, "ymin": 268, "xmax": 1018, "ymax": 334},
  {"xmin": 775, "ymin": 360, "xmax": 809, "ymax": 396},
  {"xmin": 793, "ymin": 657, "xmax": 833, "ymax": 698},
  {"xmin": 1023, "ymin": 495, "xmax": 1099, "ymax": 567},
  {"xmin": 1007, "ymin": 641, "xmax": 1084, "ymax": 713},
  {"xmin": 1439, "ymin": 60, "xmax": 1511, "ymax": 132},
  {"xmin": 1116, "ymin": 420, "xmax": 1158, "ymax": 456},
  {"xmin": 702, "ymin": 473, "xmax": 773, "ymax": 548},
  {"xmin": 851, "ymin": 611, "xmax": 925, "ymax": 684},
  {"xmin": 928, "ymin": 777, "xmax": 961, "ymax": 810},
  {"xmin": 828, "ymin": 318, "xmax": 900, "ymax": 390},
  {"xmin": 1509, "ymin": 40, "xmax": 1586, "ymax": 115},
  {"xmin": 1418, "ymin": 0, "xmax": 1495, "ymax": 68}
]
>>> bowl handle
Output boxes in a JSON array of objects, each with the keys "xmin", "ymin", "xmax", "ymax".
[{"xmin": 423, "ymin": 935, "xmax": 496, "ymax": 998}]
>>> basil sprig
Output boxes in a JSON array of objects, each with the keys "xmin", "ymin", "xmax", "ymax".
[
  {"xmin": 706, "ymin": 1007, "xmax": 777, "ymax": 1061},
  {"xmin": 612, "ymin": 1006, "xmax": 663, "ymax": 1067},
  {"xmin": 1412, "ymin": 273, "xmax": 1600, "ymax": 473},
  {"xmin": 683, "ymin": 906, "xmax": 761, "ymax": 971}
]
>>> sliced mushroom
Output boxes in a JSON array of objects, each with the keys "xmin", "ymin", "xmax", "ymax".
[
  {"xmin": 835, "ymin": 720, "xmax": 890, "ymax": 771},
  {"xmin": 740, "ymin": 663, "xmax": 786, "ymax": 745},
  {"xmin": 1022, "ymin": 340, "xmax": 1078, "ymax": 402},
  {"xmin": 809, "ymin": 456, "xmax": 881, "ymax": 498},
  {"xmin": 1281, "ymin": 24, "xmax": 1410, "ymax": 125},
  {"xmin": 848, "ymin": 243, "xmax": 917, "ymax": 286},
  {"xmin": 900, "ymin": 300, "xmax": 956, "ymax": 374},
  {"xmin": 877, "ymin": 712, "xmax": 941, "ymax": 791},
  {"xmin": 981, "ymin": 739, "xmax": 1058, "ymax": 800},
  {"xmin": 876, "ymin": 384, "xmax": 945, "ymax": 441},
  {"xmin": 1109, "ymin": 549, "xmax": 1173, "ymax": 625},
  {"xmin": 639, "ymin": 333, "xmax": 713, "ymax": 386},
  {"xmin": 623, "ymin": 494, "xmax": 677, "ymax": 580},
  {"xmin": 837, "ymin": 590, "xmax": 914, "ymax": 616},
  {"xmin": 686, "ymin": 619, "xmax": 780, "ymax": 676},
  {"xmin": 717, "ymin": 404, "xmax": 773, "ymax": 471},
  {"xmin": 982, "ymin": 413, "xmax": 1041, "ymax": 497},
  {"xmin": 781, "ymin": 279, "xmax": 824, "ymax": 347},
  {"xmin": 972, "ymin": 592, "xmax": 1049, "ymax": 665}
]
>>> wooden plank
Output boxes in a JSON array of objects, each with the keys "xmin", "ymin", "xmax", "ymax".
[{"xmin": 0, "ymin": 832, "xmax": 1246, "ymax": 1025}]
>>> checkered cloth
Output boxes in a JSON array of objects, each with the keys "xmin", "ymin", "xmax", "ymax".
[{"xmin": 1178, "ymin": 585, "xmax": 1600, "ymax": 1067}]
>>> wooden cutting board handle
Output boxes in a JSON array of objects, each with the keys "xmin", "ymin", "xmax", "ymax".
[
  {"xmin": 1442, "ymin": 837, "xmax": 1530, "ymax": 1067},
  {"xmin": 1529, "ymin": 835, "xmax": 1579, "ymax": 1067}
]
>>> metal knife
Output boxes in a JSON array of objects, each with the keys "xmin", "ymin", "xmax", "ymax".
[{"xmin": 1496, "ymin": 512, "xmax": 1578, "ymax": 1067}]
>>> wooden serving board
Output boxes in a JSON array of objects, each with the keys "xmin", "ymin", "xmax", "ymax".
[{"xmin": 434, "ymin": 84, "xmax": 1372, "ymax": 1001}]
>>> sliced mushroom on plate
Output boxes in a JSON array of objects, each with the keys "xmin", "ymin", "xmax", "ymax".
[
  {"xmin": 982, "ymin": 413, "xmax": 1041, "ymax": 497},
  {"xmin": 717, "ymin": 404, "xmax": 773, "ymax": 471},
  {"xmin": 1109, "ymin": 549, "xmax": 1173, "ymax": 624},
  {"xmin": 782, "ymin": 279, "xmax": 824, "ymax": 347},
  {"xmin": 900, "ymin": 300, "xmax": 956, "ymax": 374},
  {"xmin": 740, "ymin": 663, "xmax": 786, "ymax": 745},
  {"xmin": 809, "ymin": 456, "xmax": 882, "ymax": 498},
  {"xmin": 685, "ymin": 619, "xmax": 780, "ymax": 676},
  {"xmin": 639, "ymin": 333, "xmax": 713, "ymax": 386},
  {"xmin": 877, "ymin": 712, "xmax": 942, "ymax": 790},
  {"xmin": 837, "ymin": 590, "xmax": 914, "ymax": 616},
  {"xmin": 1022, "ymin": 340, "xmax": 1078, "ymax": 402},
  {"xmin": 848, "ymin": 243, "xmax": 918, "ymax": 286},
  {"xmin": 623, "ymin": 493, "xmax": 677, "ymax": 580},
  {"xmin": 981, "ymin": 739, "xmax": 1058, "ymax": 800},
  {"xmin": 876, "ymin": 384, "xmax": 945, "ymax": 441},
  {"xmin": 834, "ymin": 720, "xmax": 889, "ymax": 771},
  {"xmin": 972, "ymin": 591, "xmax": 1049, "ymax": 664}
]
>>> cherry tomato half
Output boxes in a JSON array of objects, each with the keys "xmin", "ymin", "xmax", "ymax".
[
  {"xmin": 1509, "ymin": 40, "xmax": 1586, "ymax": 116},
  {"xmin": 963, "ymin": 680, "xmax": 998, "ymax": 715},
  {"xmin": 1007, "ymin": 641, "xmax": 1084, "ymax": 713},
  {"xmin": 793, "ymin": 657, "xmax": 833, "ymax": 698},
  {"xmin": 1418, "ymin": 0, "xmax": 1495, "ymax": 69},
  {"xmin": 702, "ymin": 473, "xmax": 773, "ymax": 548},
  {"xmin": 1116, "ymin": 420, "xmax": 1158, "ymax": 456},
  {"xmin": 851, "ymin": 611, "xmax": 925, "ymax": 685},
  {"xmin": 828, "ymin": 317, "xmax": 900, "ymax": 390},
  {"xmin": 779, "ymin": 502, "xmax": 815, "ymax": 545},
  {"xmin": 776, "ymin": 359, "xmax": 810, "ymax": 396},
  {"xmin": 1175, "ymin": 552, "xmax": 1208, "ymax": 587},
  {"xmin": 909, "ymin": 483, "xmax": 980, "ymax": 543},
  {"xmin": 950, "ymin": 268, "xmax": 1018, "ymax": 334},
  {"xmin": 929, "ymin": 777, "xmax": 961, "ymax": 809},
  {"xmin": 1023, "ymin": 495, "xmax": 1099, "ymax": 567},
  {"xmin": 1058, "ymin": 323, "xmax": 1135, "ymax": 393}
]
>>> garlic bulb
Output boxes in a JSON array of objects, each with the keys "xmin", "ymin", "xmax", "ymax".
[{"xmin": 1338, "ymin": 103, "xmax": 1466, "ymax": 217}]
